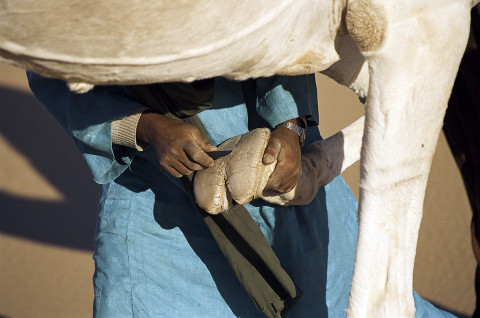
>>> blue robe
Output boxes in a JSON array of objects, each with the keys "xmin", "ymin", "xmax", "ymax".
[{"xmin": 27, "ymin": 73, "xmax": 452, "ymax": 317}]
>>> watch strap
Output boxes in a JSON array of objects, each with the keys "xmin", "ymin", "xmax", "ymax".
[{"xmin": 275, "ymin": 121, "xmax": 306, "ymax": 146}]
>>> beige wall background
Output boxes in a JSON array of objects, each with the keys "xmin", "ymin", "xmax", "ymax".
[{"xmin": 0, "ymin": 63, "xmax": 476, "ymax": 317}]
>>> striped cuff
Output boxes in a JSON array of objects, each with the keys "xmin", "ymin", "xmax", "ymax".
[{"xmin": 111, "ymin": 107, "xmax": 149, "ymax": 151}]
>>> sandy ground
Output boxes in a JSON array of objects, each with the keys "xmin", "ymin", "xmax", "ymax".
[{"xmin": 0, "ymin": 63, "xmax": 476, "ymax": 317}]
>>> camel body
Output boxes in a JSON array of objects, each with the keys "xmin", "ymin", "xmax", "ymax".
[{"xmin": 1, "ymin": 0, "xmax": 478, "ymax": 316}]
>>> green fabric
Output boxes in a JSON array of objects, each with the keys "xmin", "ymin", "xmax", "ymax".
[
  {"xmin": 130, "ymin": 80, "xmax": 300, "ymax": 317},
  {"xmin": 127, "ymin": 80, "xmax": 212, "ymax": 138},
  {"xmin": 127, "ymin": 79, "xmax": 215, "ymax": 119},
  {"xmin": 182, "ymin": 175, "xmax": 301, "ymax": 318}
]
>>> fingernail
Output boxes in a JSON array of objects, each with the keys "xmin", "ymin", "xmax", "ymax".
[{"xmin": 263, "ymin": 154, "xmax": 274, "ymax": 163}]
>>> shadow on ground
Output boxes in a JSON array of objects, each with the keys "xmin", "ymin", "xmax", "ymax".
[{"xmin": 0, "ymin": 86, "xmax": 99, "ymax": 251}]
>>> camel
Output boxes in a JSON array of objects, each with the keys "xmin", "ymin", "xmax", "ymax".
[{"xmin": 1, "ymin": 0, "xmax": 478, "ymax": 316}]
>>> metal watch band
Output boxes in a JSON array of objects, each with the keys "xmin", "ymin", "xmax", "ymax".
[{"xmin": 275, "ymin": 121, "xmax": 306, "ymax": 146}]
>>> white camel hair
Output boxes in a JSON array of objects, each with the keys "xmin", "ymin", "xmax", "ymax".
[{"xmin": 1, "ymin": 0, "xmax": 478, "ymax": 316}]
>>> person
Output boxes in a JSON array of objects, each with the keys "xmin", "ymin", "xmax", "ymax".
[{"xmin": 28, "ymin": 73, "xmax": 451, "ymax": 317}]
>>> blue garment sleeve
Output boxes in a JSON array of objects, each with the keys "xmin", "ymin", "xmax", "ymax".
[
  {"xmin": 27, "ymin": 72, "xmax": 145, "ymax": 184},
  {"xmin": 254, "ymin": 74, "xmax": 319, "ymax": 127}
]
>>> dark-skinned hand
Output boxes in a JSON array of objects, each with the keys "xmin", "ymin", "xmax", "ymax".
[
  {"xmin": 136, "ymin": 111, "xmax": 217, "ymax": 177},
  {"xmin": 262, "ymin": 120, "xmax": 302, "ymax": 195}
]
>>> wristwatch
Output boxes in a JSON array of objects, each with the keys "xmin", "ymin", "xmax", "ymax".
[{"xmin": 275, "ymin": 119, "xmax": 306, "ymax": 146}]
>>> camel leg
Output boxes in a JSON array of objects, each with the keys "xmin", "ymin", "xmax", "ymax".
[{"xmin": 345, "ymin": 1, "xmax": 471, "ymax": 317}]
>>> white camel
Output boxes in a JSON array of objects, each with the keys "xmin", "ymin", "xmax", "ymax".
[{"xmin": 1, "ymin": 0, "xmax": 478, "ymax": 316}]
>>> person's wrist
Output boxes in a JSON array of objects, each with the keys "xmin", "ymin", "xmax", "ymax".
[
  {"xmin": 136, "ymin": 110, "xmax": 159, "ymax": 145},
  {"xmin": 289, "ymin": 117, "xmax": 307, "ymax": 129},
  {"xmin": 274, "ymin": 117, "xmax": 306, "ymax": 146}
]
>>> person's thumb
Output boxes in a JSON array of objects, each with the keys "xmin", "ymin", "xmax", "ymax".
[
  {"xmin": 263, "ymin": 139, "xmax": 281, "ymax": 165},
  {"xmin": 198, "ymin": 136, "xmax": 217, "ymax": 152}
]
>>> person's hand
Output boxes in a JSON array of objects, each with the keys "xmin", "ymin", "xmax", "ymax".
[
  {"xmin": 262, "ymin": 121, "xmax": 302, "ymax": 195},
  {"xmin": 136, "ymin": 111, "xmax": 217, "ymax": 177}
]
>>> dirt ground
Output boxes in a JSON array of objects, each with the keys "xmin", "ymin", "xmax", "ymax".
[{"xmin": 0, "ymin": 63, "xmax": 476, "ymax": 317}]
